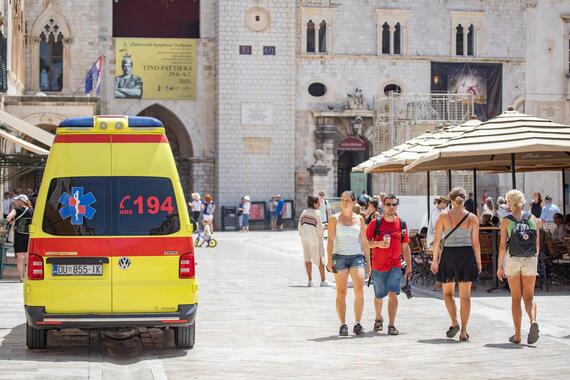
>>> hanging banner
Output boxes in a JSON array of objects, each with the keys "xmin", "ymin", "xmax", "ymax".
[
  {"xmin": 114, "ymin": 38, "xmax": 196, "ymax": 100},
  {"xmin": 430, "ymin": 62, "xmax": 502, "ymax": 121}
]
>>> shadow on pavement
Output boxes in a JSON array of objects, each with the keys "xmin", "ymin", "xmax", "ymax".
[
  {"xmin": 0, "ymin": 323, "xmax": 188, "ymax": 365},
  {"xmin": 484, "ymin": 343, "xmax": 536, "ymax": 349},
  {"xmin": 417, "ymin": 338, "xmax": 460, "ymax": 345},
  {"xmin": 308, "ymin": 331, "xmax": 379, "ymax": 342}
]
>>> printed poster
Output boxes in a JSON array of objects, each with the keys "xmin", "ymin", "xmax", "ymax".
[{"xmin": 115, "ymin": 38, "xmax": 196, "ymax": 100}]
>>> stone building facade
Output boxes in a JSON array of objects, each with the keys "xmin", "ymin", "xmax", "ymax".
[{"xmin": 1, "ymin": 0, "xmax": 570, "ymax": 220}]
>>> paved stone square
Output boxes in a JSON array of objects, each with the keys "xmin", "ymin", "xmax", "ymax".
[{"xmin": 1, "ymin": 231, "xmax": 570, "ymax": 379}]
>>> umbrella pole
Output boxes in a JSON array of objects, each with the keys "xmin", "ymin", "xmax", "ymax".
[
  {"xmin": 563, "ymin": 169, "xmax": 567, "ymax": 216},
  {"xmin": 473, "ymin": 168, "xmax": 477, "ymax": 208},
  {"xmin": 448, "ymin": 170, "xmax": 452, "ymax": 192},
  {"xmin": 427, "ymin": 171, "xmax": 431, "ymax": 221},
  {"xmin": 511, "ymin": 153, "xmax": 516, "ymax": 189}
]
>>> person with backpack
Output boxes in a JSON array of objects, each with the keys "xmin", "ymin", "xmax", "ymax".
[
  {"xmin": 431, "ymin": 187, "xmax": 481, "ymax": 342},
  {"xmin": 6, "ymin": 194, "xmax": 33, "ymax": 282},
  {"xmin": 365, "ymin": 194, "xmax": 412, "ymax": 336},
  {"xmin": 497, "ymin": 189, "xmax": 540, "ymax": 345}
]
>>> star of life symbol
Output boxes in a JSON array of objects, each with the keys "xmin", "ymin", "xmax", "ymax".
[{"xmin": 58, "ymin": 187, "xmax": 96, "ymax": 225}]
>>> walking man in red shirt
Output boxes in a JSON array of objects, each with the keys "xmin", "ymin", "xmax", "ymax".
[{"xmin": 366, "ymin": 194, "xmax": 412, "ymax": 335}]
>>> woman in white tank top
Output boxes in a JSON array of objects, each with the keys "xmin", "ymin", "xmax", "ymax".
[{"xmin": 326, "ymin": 191, "xmax": 371, "ymax": 337}]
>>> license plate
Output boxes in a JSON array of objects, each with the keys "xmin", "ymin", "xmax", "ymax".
[{"xmin": 52, "ymin": 264, "xmax": 103, "ymax": 276}]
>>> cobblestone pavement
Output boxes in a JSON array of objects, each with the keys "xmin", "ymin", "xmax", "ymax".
[{"xmin": 1, "ymin": 231, "xmax": 570, "ymax": 379}]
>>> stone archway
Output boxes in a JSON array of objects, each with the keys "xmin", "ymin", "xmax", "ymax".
[{"xmin": 137, "ymin": 104, "xmax": 193, "ymax": 195}]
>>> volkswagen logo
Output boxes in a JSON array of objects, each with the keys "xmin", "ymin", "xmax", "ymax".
[{"xmin": 118, "ymin": 257, "xmax": 131, "ymax": 270}]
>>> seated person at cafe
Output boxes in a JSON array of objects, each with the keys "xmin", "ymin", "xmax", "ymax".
[
  {"xmin": 552, "ymin": 213, "xmax": 567, "ymax": 242},
  {"xmin": 480, "ymin": 213, "xmax": 493, "ymax": 227}
]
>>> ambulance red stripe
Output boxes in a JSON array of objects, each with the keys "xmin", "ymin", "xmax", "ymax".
[
  {"xmin": 54, "ymin": 135, "xmax": 168, "ymax": 143},
  {"xmin": 29, "ymin": 237, "xmax": 193, "ymax": 257}
]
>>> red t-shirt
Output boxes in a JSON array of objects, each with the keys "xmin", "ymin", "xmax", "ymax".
[{"xmin": 366, "ymin": 217, "xmax": 409, "ymax": 272}]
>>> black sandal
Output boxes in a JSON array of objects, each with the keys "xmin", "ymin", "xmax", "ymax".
[
  {"xmin": 459, "ymin": 333, "xmax": 470, "ymax": 342},
  {"xmin": 387, "ymin": 325, "xmax": 399, "ymax": 336},
  {"xmin": 446, "ymin": 325, "xmax": 460, "ymax": 338},
  {"xmin": 528, "ymin": 322, "xmax": 539, "ymax": 345},
  {"xmin": 374, "ymin": 317, "xmax": 384, "ymax": 332},
  {"xmin": 509, "ymin": 335, "xmax": 521, "ymax": 344}
]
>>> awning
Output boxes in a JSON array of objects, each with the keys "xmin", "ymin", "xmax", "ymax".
[
  {"xmin": 0, "ymin": 129, "xmax": 49, "ymax": 155},
  {"xmin": 0, "ymin": 109, "xmax": 55, "ymax": 147}
]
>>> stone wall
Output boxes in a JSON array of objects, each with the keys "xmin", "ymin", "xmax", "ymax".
[{"xmin": 215, "ymin": 0, "xmax": 297, "ymax": 213}]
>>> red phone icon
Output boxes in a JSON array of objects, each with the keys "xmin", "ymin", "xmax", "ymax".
[{"xmin": 119, "ymin": 195, "xmax": 131, "ymax": 209}]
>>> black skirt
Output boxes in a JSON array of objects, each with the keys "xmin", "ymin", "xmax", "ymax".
[{"xmin": 437, "ymin": 246, "xmax": 478, "ymax": 283}]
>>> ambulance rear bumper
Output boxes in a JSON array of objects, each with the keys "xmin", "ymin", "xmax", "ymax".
[{"xmin": 25, "ymin": 304, "xmax": 197, "ymax": 329}]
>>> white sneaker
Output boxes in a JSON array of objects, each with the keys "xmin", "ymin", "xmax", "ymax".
[
  {"xmin": 320, "ymin": 280, "xmax": 331, "ymax": 287},
  {"xmin": 307, "ymin": 281, "xmax": 314, "ymax": 287}
]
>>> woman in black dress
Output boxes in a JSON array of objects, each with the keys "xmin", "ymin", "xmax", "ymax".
[
  {"xmin": 7, "ymin": 194, "xmax": 33, "ymax": 282},
  {"xmin": 431, "ymin": 187, "xmax": 481, "ymax": 341},
  {"xmin": 530, "ymin": 192, "xmax": 543, "ymax": 219}
]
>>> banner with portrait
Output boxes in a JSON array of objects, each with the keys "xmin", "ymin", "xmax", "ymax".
[
  {"xmin": 114, "ymin": 38, "xmax": 197, "ymax": 100},
  {"xmin": 431, "ymin": 62, "xmax": 502, "ymax": 121}
]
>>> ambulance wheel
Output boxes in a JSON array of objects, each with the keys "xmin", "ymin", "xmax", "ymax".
[
  {"xmin": 208, "ymin": 239, "xmax": 218, "ymax": 248},
  {"xmin": 26, "ymin": 323, "xmax": 47, "ymax": 349},
  {"xmin": 174, "ymin": 322, "xmax": 195, "ymax": 349}
]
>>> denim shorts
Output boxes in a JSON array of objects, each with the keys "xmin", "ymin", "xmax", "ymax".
[
  {"xmin": 371, "ymin": 268, "xmax": 402, "ymax": 299},
  {"xmin": 242, "ymin": 214, "xmax": 249, "ymax": 227},
  {"xmin": 332, "ymin": 254, "xmax": 365, "ymax": 271}
]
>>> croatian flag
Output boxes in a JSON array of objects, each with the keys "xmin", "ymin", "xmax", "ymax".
[{"xmin": 84, "ymin": 55, "xmax": 104, "ymax": 95}]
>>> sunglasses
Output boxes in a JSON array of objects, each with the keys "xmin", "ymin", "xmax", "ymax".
[{"xmin": 384, "ymin": 202, "xmax": 398, "ymax": 207}]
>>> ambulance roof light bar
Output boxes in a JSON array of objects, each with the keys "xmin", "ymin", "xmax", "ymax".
[{"xmin": 59, "ymin": 116, "xmax": 164, "ymax": 129}]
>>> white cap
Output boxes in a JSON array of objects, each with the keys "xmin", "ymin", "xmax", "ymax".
[{"xmin": 14, "ymin": 194, "xmax": 29, "ymax": 203}]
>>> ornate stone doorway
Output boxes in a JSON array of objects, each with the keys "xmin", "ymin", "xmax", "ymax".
[{"xmin": 137, "ymin": 104, "xmax": 193, "ymax": 195}]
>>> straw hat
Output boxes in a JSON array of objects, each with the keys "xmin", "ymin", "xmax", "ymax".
[{"xmin": 437, "ymin": 195, "xmax": 451, "ymax": 204}]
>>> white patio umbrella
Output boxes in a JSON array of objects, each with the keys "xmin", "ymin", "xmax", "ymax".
[
  {"xmin": 363, "ymin": 118, "xmax": 482, "ymax": 174},
  {"xmin": 404, "ymin": 109, "xmax": 570, "ymax": 190}
]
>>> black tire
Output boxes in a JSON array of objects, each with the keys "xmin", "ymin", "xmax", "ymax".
[
  {"xmin": 26, "ymin": 323, "xmax": 47, "ymax": 349},
  {"xmin": 174, "ymin": 322, "xmax": 195, "ymax": 349}
]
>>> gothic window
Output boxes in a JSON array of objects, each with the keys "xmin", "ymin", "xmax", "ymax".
[
  {"xmin": 394, "ymin": 23, "xmax": 401, "ymax": 55},
  {"xmin": 39, "ymin": 19, "xmax": 64, "ymax": 91},
  {"xmin": 456, "ymin": 24, "xmax": 464, "ymax": 56},
  {"xmin": 306, "ymin": 20, "xmax": 315, "ymax": 53},
  {"xmin": 382, "ymin": 22, "xmax": 390, "ymax": 55},
  {"xmin": 318, "ymin": 20, "xmax": 327, "ymax": 53},
  {"xmin": 467, "ymin": 24, "xmax": 475, "ymax": 56}
]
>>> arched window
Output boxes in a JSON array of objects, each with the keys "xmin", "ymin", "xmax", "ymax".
[
  {"xmin": 382, "ymin": 22, "xmax": 390, "ymax": 55},
  {"xmin": 39, "ymin": 19, "xmax": 64, "ymax": 91},
  {"xmin": 394, "ymin": 22, "xmax": 401, "ymax": 55},
  {"xmin": 456, "ymin": 24, "xmax": 464, "ymax": 56},
  {"xmin": 318, "ymin": 20, "xmax": 327, "ymax": 53},
  {"xmin": 383, "ymin": 83, "xmax": 402, "ymax": 96},
  {"xmin": 306, "ymin": 20, "xmax": 315, "ymax": 53},
  {"xmin": 467, "ymin": 24, "xmax": 474, "ymax": 56}
]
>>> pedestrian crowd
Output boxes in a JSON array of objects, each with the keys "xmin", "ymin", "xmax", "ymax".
[{"xmin": 297, "ymin": 186, "xmax": 566, "ymax": 346}]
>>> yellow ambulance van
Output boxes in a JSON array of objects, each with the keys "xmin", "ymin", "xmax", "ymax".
[{"xmin": 24, "ymin": 115, "xmax": 197, "ymax": 349}]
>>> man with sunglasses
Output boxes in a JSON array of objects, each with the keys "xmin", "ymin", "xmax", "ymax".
[{"xmin": 365, "ymin": 194, "xmax": 412, "ymax": 336}]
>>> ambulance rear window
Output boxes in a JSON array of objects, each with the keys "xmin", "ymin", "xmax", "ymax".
[
  {"xmin": 42, "ymin": 177, "xmax": 110, "ymax": 236},
  {"xmin": 115, "ymin": 177, "xmax": 179, "ymax": 235},
  {"xmin": 42, "ymin": 177, "xmax": 180, "ymax": 236}
]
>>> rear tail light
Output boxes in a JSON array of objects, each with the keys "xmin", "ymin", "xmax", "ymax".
[
  {"xmin": 179, "ymin": 253, "xmax": 195, "ymax": 279},
  {"xmin": 27, "ymin": 254, "xmax": 44, "ymax": 280}
]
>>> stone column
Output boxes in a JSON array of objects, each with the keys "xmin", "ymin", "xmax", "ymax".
[{"xmin": 307, "ymin": 148, "xmax": 331, "ymax": 196}]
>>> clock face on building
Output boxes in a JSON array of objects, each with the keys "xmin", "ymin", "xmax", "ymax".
[{"xmin": 246, "ymin": 7, "xmax": 271, "ymax": 32}]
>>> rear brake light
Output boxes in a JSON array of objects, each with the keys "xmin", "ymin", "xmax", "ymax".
[
  {"xmin": 179, "ymin": 253, "xmax": 195, "ymax": 279},
  {"xmin": 27, "ymin": 254, "xmax": 44, "ymax": 280}
]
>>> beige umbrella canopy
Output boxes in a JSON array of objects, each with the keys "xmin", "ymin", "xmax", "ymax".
[
  {"xmin": 362, "ymin": 118, "xmax": 482, "ymax": 174},
  {"xmin": 351, "ymin": 159, "xmax": 374, "ymax": 173},
  {"xmin": 404, "ymin": 109, "xmax": 570, "ymax": 174}
]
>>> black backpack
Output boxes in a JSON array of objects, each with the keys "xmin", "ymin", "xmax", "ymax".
[
  {"xmin": 374, "ymin": 217, "xmax": 407, "ymax": 242},
  {"xmin": 505, "ymin": 212, "xmax": 536, "ymax": 257}
]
